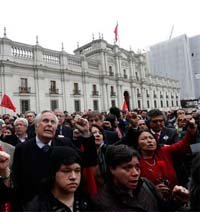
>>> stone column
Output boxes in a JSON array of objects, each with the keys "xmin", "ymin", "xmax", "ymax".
[{"xmin": 60, "ymin": 50, "xmax": 68, "ymax": 110}]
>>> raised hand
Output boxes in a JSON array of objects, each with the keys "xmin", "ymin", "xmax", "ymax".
[
  {"xmin": 74, "ymin": 117, "xmax": 90, "ymax": 137},
  {"xmin": 172, "ymin": 185, "xmax": 189, "ymax": 203},
  {"xmin": 0, "ymin": 151, "xmax": 10, "ymax": 178}
]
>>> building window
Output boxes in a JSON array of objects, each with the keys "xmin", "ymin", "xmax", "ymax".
[
  {"xmin": 73, "ymin": 83, "xmax": 80, "ymax": 95},
  {"xmin": 146, "ymin": 90, "xmax": 150, "ymax": 98},
  {"xmin": 93, "ymin": 84, "xmax": 97, "ymax": 92},
  {"xmin": 111, "ymin": 100, "xmax": 116, "ymax": 107},
  {"xmin": 19, "ymin": 78, "xmax": 30, "ymax": 93},
  {"xmin": 166, "ymin": 100, "xmax": 169, "ymax": 107},
  {"xmin": 161, "ymin": 100, "xmax": 163, "ymax": 108},
  {"xmin": 147, "ymin": 100, "xmax": 150, "ymax": 108},
  {"xmin": 176, "ymin": 101, "xmax": 179, "ymax": 106},
  {"xmin": 154, "ymin": 100, "xmax": 157, "ymax": 108},
  {"xmin": 138, "ymin": 100, "xmax": 141, "ymax": 109},
  {"xmin": 92, "ymin": 84, "xmax": 98, "ymax": 96},
  {"xmin": 137, "ymin": 89, "xmax": 141, "ymax": 97},
  {"xmin": 111, "ymin": 86, "xmax": 116, "ymax": 96},
  {"xmin": 74, "ymin": 100, "xmax": 81, "ymax": 112},
  {"xmin": 51, "ymin": 80, "xmax": 56, "ymax": 90},
  {"xmin": 20, "ymin": 99, "xmax": 30, "ymax": 114},
  {"xmin": 109, "ymin": 66, "xmax": 114, "ymax": 76},
  {"xmin": 21, "ymin": 78, "xmax": 28, "ymax": 87},
  {"xmin": 93, "ymin": 100, "xmax": 99, "ymax": 111},
  {"xmin": 172, "ymin": 101, "xmax": 174, "ymax": 107},
  {"xmin": 50, "ymin": 80, "xmax": 58, "ymax": 94},
  {"xmin": 123, "ymin": 69, "xmax": 127, "ymax": 79},
  {"xmin": 50, "ymin": 100, "xmax": 58, "ymax": 111},
  {"xmin": 153, "ymin": 91, "xmax": 157, "ymax": 98},
  {"xmin": 135, "ymin": 72, "xmax": 139, "ymax": 80}
]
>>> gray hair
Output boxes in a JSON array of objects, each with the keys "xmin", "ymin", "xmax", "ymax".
[
  {"xmin": 35, "ymin": 110, "xmax": 59, "ymax": 128},
  {"xmin": 14, "ymin": 118, "xmax": 28, "ymax": 127},
  {"xmin": 25, "ymin": 111, "xmax": 36, "ymax": 118},
  {"xmin": 54, "ymin": 108, "xmax": 64, "ymax": 115}
]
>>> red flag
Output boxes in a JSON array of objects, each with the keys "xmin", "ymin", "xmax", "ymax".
[
  {"xmin": 122, "ymin": 100, "xmax": 128, "ymax": 111},
  {"xmin": 0, "ymin": 94, "xmax": 16, "ymax": 112},
  {"xmin": 114, "ymin": 23, "xmax": 118, "ymax": 42}
]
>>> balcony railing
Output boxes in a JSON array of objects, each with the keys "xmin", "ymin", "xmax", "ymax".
[
  {"xmin": 109, "ymin": 71, "xmax": 114, "ymax": 76},
  {"xmin": 124, "ymin": 74, "xmax": 128, "ymax": 79},
  {"xmin": 110, "ymin": 92, "xmax": 116, "ymax": 97},
  {"xmin": 171, "ymin": 95, "xmax": 174, "ymax": 99},
  {"xmin": 154, "ymin": 94, "xmax": 157, "ymax": 98},
  {"xmin": 160, "ymin": 95, "xmax": 163, "ymax": 98},
  {"xmin": 19, "ymin": 86, "xmax": 31, "ymax": 93},
  {"xmin": 73, "ymin": 89, "xmax": 81, "ymax": 95},
  {"xmin": 166, "ymin": 95, "xmax": 169, "ymax": 98},
  {"xmin": 92, "ymin": 91, "xmax": 99, "ymax": 96},
  {"xmin": 137, "ymin": 93, "xmax": 141, "ymax": 98},
  {"xmin": 49, "ymin": 88, "xmax": 59, "ymax": 94}
]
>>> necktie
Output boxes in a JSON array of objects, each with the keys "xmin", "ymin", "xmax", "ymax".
[
  {"xmin": 42, "ymin": 144, "xmax": 50, "ymax": 152},
  {"xmin": 59, "ymin": 126, "xmax": 62, "ymax": 135},
  {"xmin": 154, "ymin": 133, "xmax": 159, "ymax": 143}
]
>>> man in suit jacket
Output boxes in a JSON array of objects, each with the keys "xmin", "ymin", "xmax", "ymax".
[
  {"xmin": 87, "ymin": 111, "xmax": 120, "ymax": 144},
  {"xmin": 147, "ymin": 109, "xmax": 178, "ymax": 146},
  {"xmin": 54, "ymin": 109, "xmax": 73, "ymax": 140},
  {"xmin": 3, "ymin": 118, "xmax": 29, "ymax": 147},
  {"xmin": 25, "ymin": 111, "xmax": 36, "ymax": 139},
  {"xmin": 11, "ymin": 110, "xmax": 96, "ymax": 209}
]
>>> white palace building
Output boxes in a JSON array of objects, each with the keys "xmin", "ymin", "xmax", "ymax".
[{"xmin": 0, "ymin": 32, "xmax": 180, "ymax": 114}]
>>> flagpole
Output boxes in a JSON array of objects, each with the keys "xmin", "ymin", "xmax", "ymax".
[
  {"xmin": 116, "ymin": 21, "xmax": 120, "ymax": 47},
  {"xmin": 118, "ymin": 31, "xmax": 120, "ymax": 47}
]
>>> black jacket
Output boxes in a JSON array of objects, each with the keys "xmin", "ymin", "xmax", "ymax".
[
  {"xmin": 93, "ymin": 177, "xmax": 182, "ymax": 212},
  {"xmin": 11, "ymin": 136, "xmax": 97, "ymax": 209},
  {"xmin": 55, "ymin": 125, "xmax": 73, "ymax": 140},
  {"xmin": 151, "ymin": 127, "xmax": 178, "ymax": 146},
  {"xmin": 23, "ymin": 190, "xmax": 92, "ymax": 212}
]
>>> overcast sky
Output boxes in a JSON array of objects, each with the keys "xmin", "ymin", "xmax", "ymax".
[{"xmin": 1, "ymin": 0, "xmax": 200, "ymax": 54}]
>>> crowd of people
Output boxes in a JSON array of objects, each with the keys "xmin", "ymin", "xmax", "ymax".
[{"xmin": 0, "ymin": 107, "xmax": 200, "ymax": 211}]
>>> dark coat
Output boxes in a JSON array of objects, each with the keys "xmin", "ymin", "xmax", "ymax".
[
  {"xmin": 93, "ymin": 177, "xmax": 182, "ymax": 212},
  {"xmin": 27, "ymin": 124, "xmax": 36, "ymax": 139},
  {"xmin": 93, "ymin": 178, "xmax": 163, "ymax": 211},
  {"xmin": 2, "ymin": 134, "xmax": 26, "ymax": 147},
  {"xmin": 23, "ymin": 191, "xmax": 92, "ymax": 212},
  {"xmin": 104, "ymin": 129, "xmax": 120, "ymax": 144},
  {"xmin": 157, "ymin": 127, "xmax": 178, "ymax": 146},
  {"xmin": 55, "ymin": 125, "xmax": 73, "ymax": 140},
  {"xmin": 12, "ymin": 136, "xmax": 97, "ymax": 209},
  {"xmin": 117, "ymin": 127, "xmax": 140, "ymax": 149}
]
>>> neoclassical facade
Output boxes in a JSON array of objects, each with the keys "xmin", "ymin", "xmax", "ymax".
[{"xmin": 0, "ymin": 33, "xmax": 180, "ymax": 114}]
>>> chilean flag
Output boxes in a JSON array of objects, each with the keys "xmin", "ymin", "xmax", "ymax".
[
  {"xmin": 114, "ymin": 23, "xmax": 118, "ymax": 43},
  {"xmin": 0, "ymin": 94, "xmax": 16, "ymax": 112},
  {"xmin": 122, "ymin": 100, "xmax": 128, "ymax": 111}
]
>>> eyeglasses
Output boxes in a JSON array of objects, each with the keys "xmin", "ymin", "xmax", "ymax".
[
  {"xmin": 178, "ymin": 119, "xmax": 186, "ymax": 122},
  {"xmin": 139, "ymin": 123, "xmax": 146, "ymax": 126},
  {"xmin": 151, "ymin": 119, "xmax": 164, "ymax": 123}
]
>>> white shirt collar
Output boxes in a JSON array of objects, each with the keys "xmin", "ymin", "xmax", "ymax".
[
  {"xmin": 150, "ymin": 129, "xmax": 161, "ymax": 135},
  {"xmin": 36, "ymin": 136, "xmax": 52, "ymax": 149}
]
